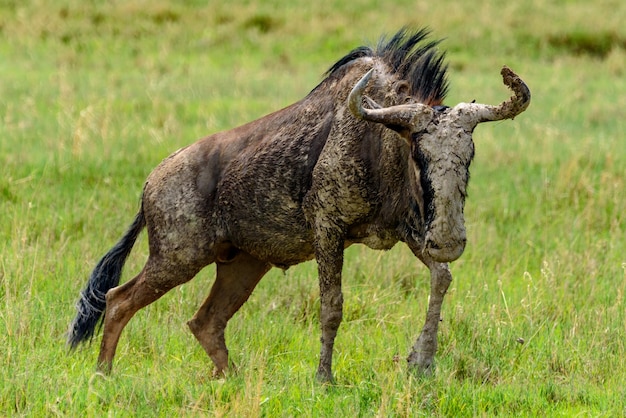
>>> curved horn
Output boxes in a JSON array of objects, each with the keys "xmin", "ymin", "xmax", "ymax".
[
  {"xmin": 348, "ymin": 69, "xmax": 432, "ymax": 130},
  {"xmin": 465, "ymin": 66, "xmax": 531, "ymax": 124}
]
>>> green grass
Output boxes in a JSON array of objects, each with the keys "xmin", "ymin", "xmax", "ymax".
[{"xmin": 1, "ymin": 0, "xmax": 625, "ymax": 416}]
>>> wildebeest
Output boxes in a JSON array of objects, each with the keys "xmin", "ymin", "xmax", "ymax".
[{"xmin": 68, "ymin": 28, "xmax": 530, "ymax": 382}]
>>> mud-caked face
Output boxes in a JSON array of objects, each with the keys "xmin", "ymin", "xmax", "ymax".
[
  {"xmin": 349, "ymin": 66, "xmax": 531, "ymax": 262},
  {"xmin": 412, "ymin": 106, "xmax": 475, "ymax": 262}
]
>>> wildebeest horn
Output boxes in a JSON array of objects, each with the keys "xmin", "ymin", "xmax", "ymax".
[
  {"xmin": 464, "ymin": 66, "xmax": 531, "ymax": 125},
  {"xmin": 348, "ymin": 69, "xmax": 432, "ymax": 130}
]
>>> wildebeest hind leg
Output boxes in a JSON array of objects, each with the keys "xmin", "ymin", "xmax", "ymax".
[
  {"xmin": 97, "ymin": 255, "xmax": 204, "ymax": 374},
  {"xmin": 187, "ymin": 250, "xmax": 270, "ymax": 377}
]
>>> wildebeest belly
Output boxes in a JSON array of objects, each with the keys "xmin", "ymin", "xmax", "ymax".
[{"xmin": 218, "ymin": 189, "xmax": 316, "ymax": 268}]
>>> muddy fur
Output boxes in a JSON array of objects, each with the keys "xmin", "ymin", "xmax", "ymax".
[{"xmin": 68, "ymin": 28, "xmax": 530, "ymax": 381}]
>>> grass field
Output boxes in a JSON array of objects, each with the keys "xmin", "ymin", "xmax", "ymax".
[{"xmin": 1, "ymin": 0, "xmax": 625, "ymax": 416}]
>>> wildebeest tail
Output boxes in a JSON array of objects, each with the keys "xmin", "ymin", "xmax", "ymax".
[{"xmin": 67, "ymin": 207, "xmax": 146, "ymax": 349}]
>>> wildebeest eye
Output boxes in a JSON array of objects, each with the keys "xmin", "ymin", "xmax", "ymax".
[{"xmin": 432, "ymin": 105, "xmax": 450, "ymax": 112}]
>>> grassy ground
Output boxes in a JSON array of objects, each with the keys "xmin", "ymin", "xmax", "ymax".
[{"xmin": 1, "ymin": 0, "xmax": 625, "ymax": 416}]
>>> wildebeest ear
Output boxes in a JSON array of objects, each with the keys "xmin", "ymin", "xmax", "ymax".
[
  {"xmin": 393, "ymin": 81, "xmax": 411, "ymax": 102},
  {"xmin": 364, "ymin": 96, "xmax": 382, "ymax": 110}
]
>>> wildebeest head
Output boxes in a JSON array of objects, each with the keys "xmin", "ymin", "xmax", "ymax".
[{"xmin": 349, "ymin": 66, "xmax": 531, "ymax": 262}]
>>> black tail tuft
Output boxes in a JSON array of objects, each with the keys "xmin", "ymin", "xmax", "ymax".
[{"xmin": 67, "ymin": 209, "xmax": 146, "ymax": 349}]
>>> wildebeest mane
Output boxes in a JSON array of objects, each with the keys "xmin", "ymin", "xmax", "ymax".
[{"xmin": 323, "ymin": 27, "xmax": 449, "ymax": 105}]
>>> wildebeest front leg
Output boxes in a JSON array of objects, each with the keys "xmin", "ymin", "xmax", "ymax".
[
  {"xmin": 314, "ymin": 223, "xmax": 345, "ymax": 383},
  {"xmin": 407, "ymin": 260, "xmax": 452, "ymax": 375}
]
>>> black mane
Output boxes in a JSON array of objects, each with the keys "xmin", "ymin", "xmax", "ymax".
[{"xmin": 324, "ymin": 27, "xmax": 449, "ymax": 105}]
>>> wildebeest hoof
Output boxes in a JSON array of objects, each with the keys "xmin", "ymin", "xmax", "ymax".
[
  {"xmin": 407, "ymin": 352, "xmax": 436, "ymax": 377},
  {"xmin": 315, "ymin": 369, "xmax": 335, "ymax": 384}
]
